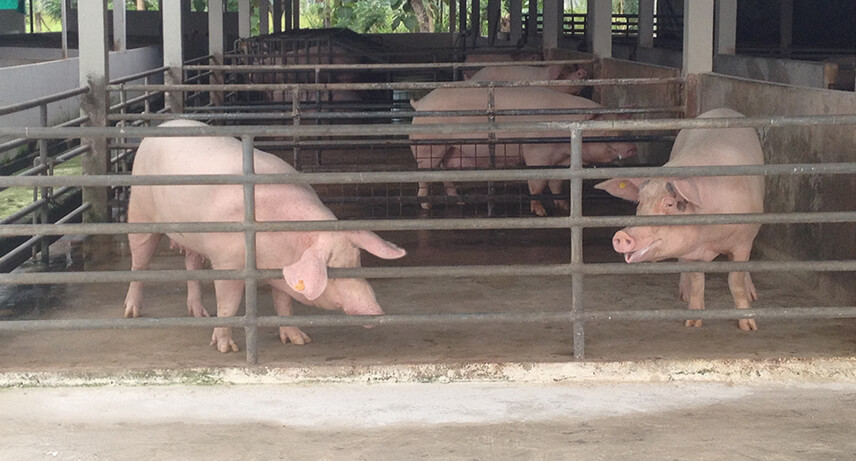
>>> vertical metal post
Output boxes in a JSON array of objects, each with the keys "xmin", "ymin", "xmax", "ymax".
[
  {"xmin": 37, "ymin": 104, "xmax": 50, "ymax": 264},
  {"xmin": 292, "ymin": 87, "xmax": 301, "ymax": 170},
  {"xmin": 487, "ymin": 84, "xmax": 497, "ymax": 217},
  {"xmin": 570, "ymin": 129, "xmax": 585, "ymax": 359},
  {"xmin": 242, "ymin": 135, "xmax": 259, "ymax": 365}
]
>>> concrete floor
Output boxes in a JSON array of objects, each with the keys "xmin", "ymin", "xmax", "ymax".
[{"xmin": 1, "ymin": 194, "xmax": 855, "ymax": 460}]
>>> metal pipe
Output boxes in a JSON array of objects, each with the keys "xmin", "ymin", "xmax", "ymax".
[
  {"xmin": 1, "ymin": 306, "xmax": 855, "ymax": 332},
  {"xmin": 2, "ymin": 259, "xmax": 854, "ymax": 286},
  {"xmin": 0, "ymin": 87, "xmax": 89, "ymax": 116}
]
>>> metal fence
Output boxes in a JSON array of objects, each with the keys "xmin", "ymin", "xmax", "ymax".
[{"xmin": 1, "ymin": 111, "xmax": 855, "ymax": 364}]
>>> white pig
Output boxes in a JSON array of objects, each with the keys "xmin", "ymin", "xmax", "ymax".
[
  {"xmin": 123, "ymin": 120, "xmax": 406, "ymax": 352},
  {"xmin": 409, "ymin": 87, "xmax": 637, "ymax": 216},
  {"xmin": 467, "ymin": 64, "xmax": 589, "ymax": 95},
  {"xmin": 594, "ymin": 108, "xmax": 764, "ymax": 331}
]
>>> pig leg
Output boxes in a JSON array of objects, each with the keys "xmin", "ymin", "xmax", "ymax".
[
  {"xmin": 182, "ymin": 250, "xmax": 210, "ymax": 318},
  {"xmin": 415, "ymin": 145, "xmax": 460, "ymax": 209},
  {"xmin": 210, "ymin": 278, "xmax": 243, "ymax": 353},
  {"xmin": 680, "ymin": 268, "xmax": 706, "ymax": 328},
  {"xmin": 271, "ymin": 288, "xmax": 312, "ymax": 345},
  {"xmin": 548, "ymin": 180, "xmax": 569, "ymax": 212},
  {"xmin": 745, "ymin": 272, "xmax": 758, "ymax": 301},
  {"xmin": 527, "ymin": 179, "xmax": 549, "ymax": 217},
  {"xmin": 728, "ymin": 250, "xmax": 758, "ymax": 331},
  {"xmin": 123, "ymin": 232, "xmax": 163, "ymax": 318}
]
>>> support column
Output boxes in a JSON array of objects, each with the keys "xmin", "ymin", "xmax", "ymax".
[
  {"xmin": 291, "ymin": 0, "xmax": 299, "ymax": 30},
  {"xmin": 163, "ymin": 0, "xmax": 185, "ymax": 113},
  {"xmin": 780, "ymin": 0, "xmax": 793, "ymax": 56},
  {"xmin": 470, "ymin": 0, "xmax": 480, "ymax": 46},
  {"xmin": 638, "ymin": 0, "xmax": 654, "ymax": 48},
  {"xmin": 238, "ymin": 0, "xmax": 251, "ymax": 38},
  {"xmin": 589, "ymin": 0, "xmax": 612, "ymax": 58},
  {"xmin": 449, "ymin": 0, "xmax": 456, "ymax": 36},
  {"xmin": 526, "ymin": 0, "xmax": 535, "ymax": 43},
  {"xmin": 259, "ymin": 0, "xmax": 269, "ymax": 35},
  {"xmin": 112, "ymin": 0, "xmax": 126, "ymax": 51},
  {"xmin": 209, "ymin": 0, "xmax": 224, "ymax": 107},
  {"xmin": 273, "ymin": 0, "xmax": 282, "ymax": 33},
  {"xmin": 542, "ymin": 0, "xmax": 561, "ymax": 50},
  {"xmin": 510, "ymin": 0, "xmax": 522, "ymax": 44},
  {"xmin": 487, "ymin": 0, "xmax": 500, "ymax": 45},
  {"xmin": 682, "ymin": 0, "xmax": 714, "ymax": 75},
  {"xmin": 715, "ymin": 0, "xmax": 737, "ymax": 55},
  {"xmin": 78, "ymin": 0, "xmax": 110, "ymax": 223}
]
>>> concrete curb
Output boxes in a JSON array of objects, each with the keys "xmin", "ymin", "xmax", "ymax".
[{"xmin": 2, "ymin": 357, "xmax": 855, "ymax": 388}]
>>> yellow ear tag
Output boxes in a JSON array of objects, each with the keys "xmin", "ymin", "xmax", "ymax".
[
  {"xmin": 619, "ymin": 182, "xmax": 627, "ymax": 189},
  {"xmin": 294, "ymin": 280, "xmax": 305, "ymax": 291}
]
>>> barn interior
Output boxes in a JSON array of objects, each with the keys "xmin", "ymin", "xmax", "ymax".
[{"xmin": 0, "ymin": 1, "xmax": 854, "ymax": 375}]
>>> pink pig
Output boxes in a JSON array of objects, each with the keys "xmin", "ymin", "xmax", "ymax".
[
  {"xmin": 595, "ymin": 108, "xmax": 764, "ymax": 331},
  {"xmin": 467, "ymin": 64, "xmax": 589, "ymax": 95},
  {"xmin": 122, "ymin": 120, "xmax": 406, "ymax": 352},
  {"xmin": 410, "ymin": 87, "xmax": 637, "ymax": 216}
]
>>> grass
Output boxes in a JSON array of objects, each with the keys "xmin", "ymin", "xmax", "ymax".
[{"xmin": 0, "ymin": 156, "xmax": 82, "ymax": 220}]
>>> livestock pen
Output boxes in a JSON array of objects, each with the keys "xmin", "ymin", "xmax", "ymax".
[{"xmin": 0, "ymin": 51, "xmax": 854, "ymax": 374}]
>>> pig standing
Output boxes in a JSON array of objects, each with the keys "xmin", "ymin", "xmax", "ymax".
[
  {"xmin": 466, "ymin": 64, "xmax": 589, "ymax": 96},
  {"xmin": 123, "ymin": 120, "xmax": 406, "ymax": 352},
  {"xmin": 594, "ymin": 108, "xmax": 764, "ymax": 331},
  {"xmin": 409, "ymin": 87, "xmax": 637, "ymax": 216}
]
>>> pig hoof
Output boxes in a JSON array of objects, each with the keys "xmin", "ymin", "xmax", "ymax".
[
  {"xmin": 210, "ymin": 329, "xmax": 240, "ymax": 353},
  {"xmin": 738, "ymin": 319, "xmax": 758, "ymax": 331},
  {"xmin": 187, "ymin": 302, "xmax": 210, "ymax": 318},
  {"xmin": 553, "ymin": 200, "xmax": 570, "ymax": 211},
  {"xmin": 123, "ymin": 304, "xmax": 140, "ymax": 319},
  {"xmin": 684, "ymin": 319, "xmax": 703, "ymax": 328},
  {"xmin": 279, "ymin": 326, "xmax": 312, "ymax": 345},
  {"xmin": 530, "ymin": 202, "xmax": 548, "ymax": 217},
  {"xmin": 420, "ymin": 202, "xmax": 432, "ymax": 210}
]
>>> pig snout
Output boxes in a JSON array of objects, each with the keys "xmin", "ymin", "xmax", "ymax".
[
  {"xmin": 618, "ymin": 146, "xmax": 638, "ymax": 161},
  {"xmin": 611, "ymin": 229, "xmax": 660, "ymax": 263},
  {"xmin": 612, "ymin": 230, "xmax": 636, "ymax": 254}
]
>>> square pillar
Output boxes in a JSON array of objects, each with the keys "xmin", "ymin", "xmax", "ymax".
[
  {"xmin": 638, "ymin": 0, "xmax": 654, "ymax": 48},
  {"xmin": 542, "ymin": 0, "xmax": 562, "ymax": 50},
  {"xmin": 715, "ymin": 0, "xmax": 737, "ymax": 55},
  {"xmin": 78, "ymin": 0, "xmax": 110, "ymax": 223},
  {"xmin": 682, "ymin": 0, "xmax": 714, "ymax": 76},
  {"xmin": 238, "ymin": 0, "xmax": 251, "ymax": 38},
  {"xmin": 590, "ymin": 0, "xmax": 612, "ymax": 58},
  {"xmin": 163, "ymin": 0, "xmax": 185, "ymax": 113},
  {"xmin": 112, "ymin": 0, "xmax": 126, "ymax": 51}
]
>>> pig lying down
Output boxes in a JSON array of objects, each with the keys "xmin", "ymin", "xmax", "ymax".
[
  {"xmin": 409, "ymin": 87, "xmax": 637, "ymax": 216},
  {"xmin": 123, "ymin": 120, "xmax": 406, "ymax": 352},
  {"xmin": 466, "ymin": 64, "xmax": 589, "ymax": 96},
  {"xmin": 595, "ymin": 108, "xmax": 764, "ymax": 331}
]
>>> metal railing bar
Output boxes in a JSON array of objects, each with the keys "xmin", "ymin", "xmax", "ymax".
[
  {"xmin": 108, "ymin": 66, "xmax": 168, "ymax": 85},
  {"xmin": 0, "ymin": 186, "xmax": 77, "ymax": 225},
  {"xmin": 1, "ymin": 163, "xmax": 854, "ymax": 189},
  {"xmin": 199, "ymin": 59, "xmax": 596, "ymax": 72},
  {"xmin": 0, "ymin": 87, "xmax": 89, "ymax": 116},
  {"xmin": 1, "ymin": 306, "xmax": 855, "ymax": 332},
  {"xmin": 1, "ymin": 259, "xmax": 853, "ymax": 286},
  {"xmin": 7, "ymin": 114, "xmax": 856, "ymax": 139},
  {"xmin": 0, "ymin": 203, "xmax": 89, "ymax": 268},
  {"xmin": 0, "ymin": 210, "xmax": 854, "ymax": 237},
  {"xmin": 108, "ymin": 77, "xmax": 683, "ymax": 94}
]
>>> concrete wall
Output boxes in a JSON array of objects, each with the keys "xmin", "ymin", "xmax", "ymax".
[
  {"xmin": 0, "ymin": 46, "xmax": 161, "ymax": 130},
  {"xmin": 598, "ymin": 57, "xmax": 683, "ymax": 165},
  {"xmin": 0, "ymin": 10, "xmax": 24, "ymax": 34},
  {"xmin": 698, "ymin": 73, "xmax": 856, "ymax": 303},
  {"xmin": 714, "ymin": 54, "xmax": 837, "ymax": 89}
]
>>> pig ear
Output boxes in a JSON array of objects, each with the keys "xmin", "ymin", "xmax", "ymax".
[
  {"xmin": 671, "ymin": 178, "xmax": 704, "ymax": 208},
  {"xmin": 594, "ymin": 178, "xmax": 643, "ymax": 202},
  {"xmin": 282, "ymin": 248, "xmax": 328, "ymax": 301},
  {"xmin": 348, "ymin": 231, "xmax": 407, "ymax": 260},
  {"xmin": 546, "ymin": 64, "xmax": 564, "ymax": 80}
]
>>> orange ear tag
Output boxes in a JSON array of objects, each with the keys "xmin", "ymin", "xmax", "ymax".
[
  {"xmin": 619, "ymin": 182, "xmax": 627, "ymax": 189},
  {"xmin": 294, "ymin": 280, "xmax": 305, "ymax": 291}
]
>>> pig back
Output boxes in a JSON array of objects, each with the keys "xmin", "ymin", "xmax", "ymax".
[
  {"xmin": 665, "ymin": 109, "xmax": 765, "ymax": 214},
  {"xmin": 131, "ymin": 126, "xmax": 332, "ymax": 224}
]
